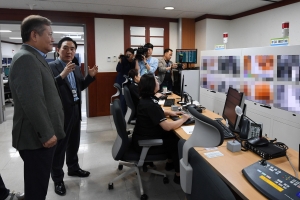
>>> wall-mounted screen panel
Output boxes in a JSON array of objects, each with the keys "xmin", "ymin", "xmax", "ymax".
[
  {"xmin": 242, "ymin": 55, "xmax": 274, "ymax": 105},
  {"xmin": 201, "ymin": 56, "xmax": 240, "ymax": 92}
]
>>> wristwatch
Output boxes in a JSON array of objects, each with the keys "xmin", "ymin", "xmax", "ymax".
[{"xmin": 144, "ymin": 62, "xmax": 147, "ymax": 65}]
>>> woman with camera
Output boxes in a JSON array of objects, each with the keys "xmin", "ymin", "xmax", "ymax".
[
  {"xmin": 115, "ymin": 48, "xmax": 138, "ymax": 115},
  {"xmin": 132, "ymin": 73, "xmax": 190, "ymax": 184}
]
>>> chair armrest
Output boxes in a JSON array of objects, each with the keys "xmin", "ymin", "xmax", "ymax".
[
  {"xmin": 138, "ymin": 139, "xmax": 163, "ymax": 147},
  {"xmin": 137, "ymin": 139, "xmax": 163, "ymax": 167}
]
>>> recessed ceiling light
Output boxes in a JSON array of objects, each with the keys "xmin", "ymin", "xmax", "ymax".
[
  {"xmin": 164, "ymin": 6, "xmax": 174, "ymax": 10},
  {"xmin": 9, "ymin": 37, "xmax": 21, "ymax": 39},
  {"xmin": 0, "ymin": 30, "xmax": 12, "ymax": 32}
]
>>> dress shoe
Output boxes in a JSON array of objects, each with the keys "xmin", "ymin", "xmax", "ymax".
[
  {"xmin": 68, "ymin": 169, "xmax": 90, "ymax": 177},
  {"xmin": 5, "ymin": 191, "xmax": 25, "ymax": 200},
  {"xmin": 54, "ymin": 181, "xmax": 66, "ymax": 196},
  {"xmin": 173, "ymin": 173, "xmax": 180, "ymax": 185}
]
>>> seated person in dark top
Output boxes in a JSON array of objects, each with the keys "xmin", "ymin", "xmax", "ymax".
[
  {"xmin": 132, "ymin": 73, "xmax": 190, "ymax": 184},
  {"xmin": 127, "ymin": 69, "xmax": 140, "ymax": 118}
]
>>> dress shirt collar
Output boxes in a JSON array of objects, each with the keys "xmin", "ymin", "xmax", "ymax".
[{"xmin": 23, "ymin": 44, "xmax": 47, "ymax": 58}]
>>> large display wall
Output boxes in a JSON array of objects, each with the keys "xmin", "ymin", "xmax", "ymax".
[{"xmin": 200, "ymin": 45, "xmax": 300, "ymax": 114}]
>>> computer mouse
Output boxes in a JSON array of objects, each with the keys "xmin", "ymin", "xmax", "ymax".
[{"xmin": 248, "ymin": 137, "xmax": 269, "ymax": 147}]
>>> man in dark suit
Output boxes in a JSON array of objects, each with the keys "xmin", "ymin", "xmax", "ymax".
[
  {"xmin": 9, "ymin": 15, "xmax": 65, "ymax": 200},
  {"xmin": 49, "ymin": 37, "xmax": 98, "ymax": 196}
]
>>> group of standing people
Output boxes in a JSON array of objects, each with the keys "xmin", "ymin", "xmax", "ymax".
[{"xmin": 1, "ymin": 15, "xmax": 98, "ymax": 200}]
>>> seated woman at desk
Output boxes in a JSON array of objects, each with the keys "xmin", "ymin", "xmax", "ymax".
[{"xmin": 132, "ymin": 73, "xmax": 190, "ymax": 184}]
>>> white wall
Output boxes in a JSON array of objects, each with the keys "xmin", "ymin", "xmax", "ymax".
[
  {"xmin": 196, "ymin": 2, "xmax": 300, "ymax": 50},
  {"xmin": 1, "ymin": 43, "xmax": 20, "ymax": 58},
  {"xmin": 206, "ymin": 19, "xmax": 230, "ymax": 50},
  {"xmin": 95, "ymin": 18, "xmax": 124, "ymax": 72},
  {"xmin": 229, "ymin": 2, "xmax": 300, "ymax": 48},
  {"xmin": 169, "ymin": 22, "xmax": 178, "ymax": 63}
]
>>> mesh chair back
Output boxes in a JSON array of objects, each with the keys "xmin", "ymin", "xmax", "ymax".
[
  {"xmin": 123, "ymin": 85, "xmax": 136, "ymax": 124},
  {"xmin": 111, "ymin": 99, "xmax": 130, "ymax": 160}
]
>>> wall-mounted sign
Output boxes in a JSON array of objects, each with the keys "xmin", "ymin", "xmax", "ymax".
[
  {"xmin": 270, "ymin": 37, "xmax": 289, "ymax": 46},
  {"xmin": 215, "ymin": 44, "xmax": 226, "ymax": 50}
]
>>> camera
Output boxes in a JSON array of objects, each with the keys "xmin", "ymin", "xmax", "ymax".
[{"xmin": 134, "ymin": 46, "xmax": 148, "ymax": 61}]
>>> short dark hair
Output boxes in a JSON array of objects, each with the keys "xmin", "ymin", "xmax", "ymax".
[
  {"xmin": 128, "ymin": 69, "xmax": 138, "ymax": 80},
  {"xmin": 125, "ymin": 48, "xmax": 134, "ymax": 54},
  {"xmin": 57, "ymin": 37, "xmax": 78, "ymax": 49},
  {"xmin": 164, "ymin": 48, "xmax": 173, "ymax": 54},
  {"xmin": 144, "ymin": 43, "xmax": 154, "ymax": 49},
  {"xmin": 21, "ymin": 15, "xmax": 51, "ymax": 43},
  {"xmin": 139, "ymin": 73, "xmax": 156, "ymax": 98}
]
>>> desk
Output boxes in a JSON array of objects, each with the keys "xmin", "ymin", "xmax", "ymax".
[{"xmin": 165, "ymin": 93, "xmax": 299, "ymax": 199}]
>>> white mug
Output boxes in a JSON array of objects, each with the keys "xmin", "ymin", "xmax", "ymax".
[{"xmin": 163, "ymin": 87, "xmax": 167, "ymax": 93}]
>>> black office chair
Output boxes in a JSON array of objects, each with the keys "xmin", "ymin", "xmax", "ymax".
[
  {"xmin": 109, "ymin": 99, "xmax": 169, "ymax": 200},
  {"xmin": 179, "ymin": 106, "xmax": 235, "ymax": 200},
  {"xmin": 4, "ymin": 81, "xmax": 14, "ymax": 106},
  {"xmin": 123, "ymin": 85, "xmax": 136, "ymax": 125},
  {"xmin": 110, "ymin": 83, "xmax": 122, "ymax": 114}
]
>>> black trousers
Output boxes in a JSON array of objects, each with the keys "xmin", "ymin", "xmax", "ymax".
[
  {"xmin": 160, "ymin": 79, "xmax": 173, "ymax": 91},
  {"xmin": 51, "ymin": 105, "xmax": 81, "ymax": 183},
  {"xmin": 133, "ymin": 131, "xmax": 180, "ymax": 172},
  {"xmin": 19, "ymin": 146, "xmax": 56, "ymax": 200},
  {"xmin": 0, "ymin": 174, "xmax": 9, "ymax": 200}
]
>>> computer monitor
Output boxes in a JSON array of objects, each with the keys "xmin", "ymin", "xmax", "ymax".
[
  {"xmin": 175, "ymin": 49, "xmax": 197, "ymax": 64},
  {"xmin": 178, "ymin": 75, "xmax": 186, "ymax": 104},
  {"xmin": 222, "ymin": 87, "xmax": 245, "ymax": 131}
]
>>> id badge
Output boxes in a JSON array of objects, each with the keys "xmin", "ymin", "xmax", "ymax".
[{"xmin": 72, "ymin": 89, "xmax": 78, "ymax": 98}]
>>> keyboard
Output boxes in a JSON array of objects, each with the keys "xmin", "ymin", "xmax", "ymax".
[
  {"xmin": 215, "ymin": 120, "xmax": 235, "ymax": 139},
  {"xmin": 164, "ymin": 99, "xmax": 175, "ymax": 107},
  {"xmin": 170, "ymin": 115, "xmax": 195, "ymax": 125},
  {"xmin": 243, "ymin": 160, "xmax": 300, "ymax": 200}
]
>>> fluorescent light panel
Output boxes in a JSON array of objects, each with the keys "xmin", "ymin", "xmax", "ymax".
[
  {"xmin": 0, "ymin": 30, "xmax": 12, "ymax": 32},
  {"xmin": 9, "ymin": 37, "xmax": 21, "ymax": 39},
  {"xmin": 164, "ymin": 6, "xmax": 174, "ymax": 10},
  {"xmin": 54, "ymin": 31, "xmax": 84, "ymax": 34}
]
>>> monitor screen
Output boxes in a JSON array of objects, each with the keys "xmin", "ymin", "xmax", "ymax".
[
  {"xmin": 7, "ymin": 58, "xmax": 12, "ymax": 64},
  {"xmin": 222, "ymin": 87, "xmax": 245, "ymax": 131},
  {"xmin": 175, "ymin": 49, "xmax": 197, "ymax": 63}
]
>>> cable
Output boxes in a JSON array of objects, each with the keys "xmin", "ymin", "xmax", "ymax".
[{"xmin": 286, "ymin": 154, "xmax": 298, "ymax": 178}]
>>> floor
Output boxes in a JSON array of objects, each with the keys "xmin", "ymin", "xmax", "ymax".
[{"xmin": 0, "ymin": 91, "xmax": 185, "ymax": 200}]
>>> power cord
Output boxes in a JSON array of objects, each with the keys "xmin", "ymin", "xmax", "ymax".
[{"xmin": 286, "ymin": 154, "xmax": 298, "ymax": 178}]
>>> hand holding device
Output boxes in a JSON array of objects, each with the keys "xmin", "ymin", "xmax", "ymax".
[{"xmin": 60, "ymin": 62, "xmax": 76, "ymax": 79}]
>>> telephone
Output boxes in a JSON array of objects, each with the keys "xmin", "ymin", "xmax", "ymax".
[{"xmin": 239, "ymin": 118, "xmax": 262, "ymax": 140}]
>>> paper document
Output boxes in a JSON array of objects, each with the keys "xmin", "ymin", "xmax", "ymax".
[
  {"xmin": 181, "ymin": 125, "xmax": 195, "ymax": 134},
  {"xmin": 204, "ymin": 151, "xmax": 224, "ymax": 158},
  {"xmin": 158, "ymin": 100, "xmax": 165, "ymax": 105},
  {"xmin": 205, "ymin": 147, "xmax": 218, "ymax": 151}
]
